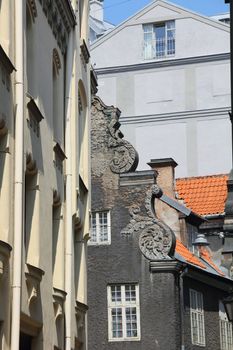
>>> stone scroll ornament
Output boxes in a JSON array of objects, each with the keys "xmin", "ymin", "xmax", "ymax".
[
  {"xmin": 121, "ymin": 185, "xmax": 176, "ymax": 260},
  {"xmin": 107, "ymin": 111, "xmax": 139, "ymax": 174}
]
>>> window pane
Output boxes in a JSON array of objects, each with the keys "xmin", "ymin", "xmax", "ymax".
[
  {"xmin": 154, "ymin": 25, "xmax": 165, "ymax": 57},
  {"xmin": 90, "ymin": 213, "xmax": 97, "ymax": 242},
  {"xmin": 99, "ymin": 212, "xmax": 109, "ymax": 242},
  {"xmin": 125, "ymin": 285, "xmax": 136, "ymax": 302},
  {"xmin": 111, "ymin": 308, "xmax": 122, "ymax": 338},
  {"xmin": 167, "ymin": 20, "xmax": 175, "ymax": 29},
  {"xmin": 111, "ymin": 285, "xmax": 121, "ymax": 302},
  {"xmin": 143, "ymin": 24, "xmax": 153, "ymax": 33},
  {"xmin": 126, "ymin": 307, "xmax": 137, "ymax": 338}
]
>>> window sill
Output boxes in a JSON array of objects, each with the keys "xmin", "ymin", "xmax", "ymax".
[
  {"xmin": 143, "ymin": 54, "xmax": 175, "ymax": 62},
  {"xmin": 88, "ymin": 241, "xmax": 111, "ymax": 246},
  {"xmin": 108, "ymin": 337, "xmax": 140, "ymax": 342}
]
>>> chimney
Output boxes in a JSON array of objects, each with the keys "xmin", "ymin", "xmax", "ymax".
[
  {"xmin": 90, "ymin": 0, "xmax": 104, "ymax": 22},
  {"xmin": 147, "ymin": 158, "xmax": 178, "ymax": 198}
]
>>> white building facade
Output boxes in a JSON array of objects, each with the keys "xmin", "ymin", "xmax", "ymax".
[
  {"xmin": 0, "ymin": 0, "xmax": 91, "ymax": 349},
  {"xmin": 91, "ymin": 0, "xmax": 231, "ymax": 177}
]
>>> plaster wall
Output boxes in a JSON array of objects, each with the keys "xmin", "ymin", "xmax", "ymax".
[
  {"xmin": 91, "ymin": 5, "xmax": 229, "ymax": 68},
  {"xmin": 95, "ymin": 58, "xmax": 230, "ymax": 177},
  {"xmin": 91, "ymin": 1, "xmax": 230, "ymax": 177},
  {"xmin": 0, "ymin": 0, "xmax": 91, "ymax": 348}
]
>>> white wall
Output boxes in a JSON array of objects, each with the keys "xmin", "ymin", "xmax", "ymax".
[
  {"xmin": 91, "ymin": 3, "xmax": 229, "ymax": 68},
  {"xmin": 91, "ymin": 1, "xmax": 231, "ymax": 178}
]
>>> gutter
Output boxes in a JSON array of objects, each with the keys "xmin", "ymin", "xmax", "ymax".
[
  {"xmin": 65, "ymin": 28, "xmax": 74, "ymax": 350},
  {"xmin": 11, "ymin": 0, "xmax": 24, "ymax": 348}
]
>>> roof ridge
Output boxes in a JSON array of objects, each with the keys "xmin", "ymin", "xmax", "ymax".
[{"xmin": 176, "ymin": 174, "xmax": 228, "ymax": 181}]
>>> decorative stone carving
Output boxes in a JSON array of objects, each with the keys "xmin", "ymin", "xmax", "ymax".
[
  {"xmin": 53, "ymin": 142, "xmax": 66, "ymax": 172},
  {"xmin": 0, "ymin": 118, "xmax": 7, "ymax": 137},
  {"xmin": 91, "ymin": 96, "xmax": 139, "ymax": 175},
  {"xmin": 121, "ymin": 184, "xmax": 176, "ymax": 260},
  {"xmin": 108, "ymin": 113, "xmax": 138, "ymax": 174},
  {"xmin": 26, "ymin": 152, "xmax": 38, "ymax": 176},
  {"xmin": 0, "ymin": 240, "xmax": 12, "ymax": 281},
  {"xmin": 27, "ymin": 0, "xmax": 38, "ymax": 21},
  {"xmin": 38, "ymin": 0, "xmax": 76, "ymax": 55},
  {"xmin": 53, "ymin": 189, "xmax": 61, "ymax": 207},
  {"xmin": 53, "ymin": 288, "xmax": 67, "ymax": 320},
  {"xmin": 53, "ymin": 48, "xmax": 61, "ymax": 73},
  {"xmin": 80, "ymin": 39, "xmax": 90, "ymax": 64},
  {"xmin": 25, "ymin": 263, "xmax": 45, "ymax": 305},
  {"xmin": 75, "ymin": 301, "xmax": 88, "ymax": 348}
]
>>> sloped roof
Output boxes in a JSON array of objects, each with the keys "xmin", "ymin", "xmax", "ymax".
[
  {"xmin": 175, "ymin": 239, "xmax": 206, "ymax": 269},
  {"xmin": 91, "ymin": 0, "xmax": 229, "ymax": 49},
  {"xmin": 176, "ymin": 174, "xmax": 228, "ymax": 216},
  {"xmin": 175, "ymin": 239, "xmax": 225, "ymax": 277}
]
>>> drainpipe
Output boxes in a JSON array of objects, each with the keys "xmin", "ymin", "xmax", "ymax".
[
  {"xmin": 65, "ymin": 29, "xmax": 74, "ymax": 350},
  {"xmin": 11, "ymin": 0, "xmax": 24, "ymax": 349},
  {"xmin": 179, "ymin": 266, "xmax": 188, "ymax": 350}
]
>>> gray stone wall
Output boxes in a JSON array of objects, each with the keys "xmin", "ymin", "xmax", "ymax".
[{"xmin": 88, "ymin": 96, "xmax": 181, "ymax": 350}]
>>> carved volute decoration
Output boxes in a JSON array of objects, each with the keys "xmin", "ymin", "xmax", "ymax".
[
  {"xmin": 121, "ymin": 185, "xmax": 176, "ymax": 260},
  {"xmin": 91, "ymin": 96, "xmax": 139, "ymax": 175}
]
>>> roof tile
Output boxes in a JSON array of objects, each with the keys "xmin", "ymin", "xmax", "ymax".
[{"xmin": 176, "ymin": 174, "xmax": 228, "ymax": 216}]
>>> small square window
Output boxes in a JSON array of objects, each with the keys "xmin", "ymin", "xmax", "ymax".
[
  {"xmin": 89, "ymin": 211, "xmax": 111, "ymax": 245},
  {"xmin": 107, "ymin": 284, "xmax": 140, "ymax": 341}
]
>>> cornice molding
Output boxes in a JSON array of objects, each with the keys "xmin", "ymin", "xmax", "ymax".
[
  {"xmin": 95, "ymin": 53, "xmax": 230, "ymax": 75},
  {"xmin": 120, "ymin": 107, "xmax": 230, "ymax": 125},
  {"xmin": 150, "ymin": 260, "xmax": 184, "ymax": 273},
  {"xmin": 38, "ymin": 0, "xmax": 76, "ymax": 54}
]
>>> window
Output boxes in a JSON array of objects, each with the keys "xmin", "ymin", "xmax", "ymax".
[
  {"xmin": 89, "ymin": 211, "xmax": 111, "ymax": 244},
  {"xmin": 190, "ymin": 289, "xmax": 205, "ymax": 346},
  {"xmin": 107, "ymin": 284, "xmax": 140, "ymax": 341},
  {"xmin": 219, "ymin": 301, "xmax": 233, "ymax": 350},
  {"xmin": 143, "ymin": 21, "xmax": 175, "ymax": 60}
]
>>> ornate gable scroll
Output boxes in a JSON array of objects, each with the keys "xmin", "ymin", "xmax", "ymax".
[
  {"xmin": 121, "ymin": 185, "xmax": 176, "ymax": 260},
  {"xmin": 91, "ymin": 96, "xmax": 139, "ymax": 175}
]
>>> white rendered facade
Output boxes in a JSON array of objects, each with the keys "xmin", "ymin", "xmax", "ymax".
[
  {"xmin": 91, "ymin": 0, "xmax": 231, "ymax": 177},
  {"xmin": 0, "ymin": 0, "xmax": 91, "ymax": 349}
]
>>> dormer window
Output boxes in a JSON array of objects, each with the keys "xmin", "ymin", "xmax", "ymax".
[{"xmin": 143, "ymin": 20, "xmax": 175, "ymax": 60}]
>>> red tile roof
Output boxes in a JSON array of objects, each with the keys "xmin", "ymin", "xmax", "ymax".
[
  {"xmin": 175, "ymin": 239, "xmax": 206, "ymax": 269},
  {"xmin": 175, "ymin": 174, "xmax": 228, "ymax": 216},
  {"xmin": 200, "ymin": 248, "xmax": 225, "ymax": 276},
  {"xmin": 175, "ymin": 239, "xmax": 225, "ymax": 276}
]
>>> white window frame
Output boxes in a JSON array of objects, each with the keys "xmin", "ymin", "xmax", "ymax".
[
  {"xmin": 143, "ymin": 20, "xmax": 175, "ymax": 60},
  {"xmin": 107, "ymin": 284, "xmax": 141, "ymax": 342},
  {"xmin": 190, "ymin": 289, "xmax": 206, "ymax": 347},
  {"xmin": 219, "ymin": 301, "xmax": 233, "ymax": 350},
  {"xmin": 89, "ymin": 210, "xmax": 111, "ymax": 245}
]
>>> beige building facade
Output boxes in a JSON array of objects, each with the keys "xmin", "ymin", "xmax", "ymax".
[{"xmin": 0, "ymin": 0, "xmax": 92, "ymax": 349}]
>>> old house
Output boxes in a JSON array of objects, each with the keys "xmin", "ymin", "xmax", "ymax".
[
  {"xmin": 88, "ymin": 96, "xmax": 233, "ymax": 350},
  {"xmin": 0, "ymin": 0, "xmax": 91, "ymax": 349}
]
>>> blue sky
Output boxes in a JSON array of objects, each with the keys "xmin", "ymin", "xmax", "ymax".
[{"xmin": 103, "ymin": 0, "xmax": 229, "ymax": 25}]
